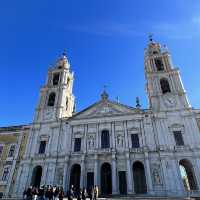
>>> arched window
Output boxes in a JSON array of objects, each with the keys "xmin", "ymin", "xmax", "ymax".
[
  {"xmin": 160, "ymin": 78, "xmax": 171, "ymax": 94},
  {"xmin": 101, "ymin": 130, "xmax": 110, "ymax": 149},
  {"xmin": 155, "ymin": 58, "xmax": 164, "ymax": 71},
  {"xmin": 53, "ymin": 73, "xmax": 60, "ymax": 85},
  {"xmin": 47, "ymin": 92, "xmax": 56, "ymax": 106}
]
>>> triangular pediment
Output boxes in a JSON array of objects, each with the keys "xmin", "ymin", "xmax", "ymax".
[{"xmin": 71, "ymin": 99, "xmax": 136, "ymax": 120}]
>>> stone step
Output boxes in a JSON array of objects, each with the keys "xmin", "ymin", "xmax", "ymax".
[{"xmin": 1, "ymin": 197, "xmax": 195, "ymax": 200}]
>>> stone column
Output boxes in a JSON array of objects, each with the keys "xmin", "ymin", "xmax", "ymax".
[
  {"xmin": 31, "ymin": 130, "xmax": 39, "ymax": 157},
  {"xmin": 94, "ymin": 155, "xmax": 98, "ymax": 186},
  {"xmin": 126, "ymin": 152, "xmax": 133, "ymax": 194},
  {"xmin": 63, "ymin": 156, "xmax": 69, "ymax": 192},
  {"xmin": 84, "ymin": 125, "xmax": 87, "ymax": 153},
  {"xmin": 80, "ymin": 156, "xmax": 85, "ymax": 188},
  {"xmin": 192, "ymin": 158, "xmax": 200, "ymax": 190},
  {"xmin": 144, "ymin": 152, "xmax": 153, "ymax": 194},
  {"xmin": 112, "ymin": 153, "xmax": 117, "ymax": 194},
  {"xmin": 96, "ymin": 124, "xmax": 99, "ymax": 149},
  {"xmin": 14, "ymin": 165, "xmax": 23, "ymax": 196},
  {"xmin": 123, "ymin": 121, "xmax": 129, "ymax": 149},
  {"xmin": 111, "ymin": 122, "xmax": 116, "ymax": 149},
  {"xmin": 172, "ymin": 159, "xmax": 184, "ymax": 195},
  {"xmin": 41, "ymin": 164, "xmax": 48, "ymax": 185}
]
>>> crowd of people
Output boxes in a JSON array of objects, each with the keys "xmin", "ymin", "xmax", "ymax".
[{"xmin": 23, "ymin": 185, "xmax": 99, "ymax": 200}]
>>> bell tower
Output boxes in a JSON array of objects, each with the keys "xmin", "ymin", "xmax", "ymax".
[
  {"xmin": 34, "ymin": 52, "xmax": 75, "ymax": 122},
  {"xmin": 144, "ymin": 36, "xmax": 190, "ymax": 112}
]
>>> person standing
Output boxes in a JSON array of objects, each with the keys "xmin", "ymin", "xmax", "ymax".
[
  {"xmin": 58, "ymin": 187, "xmax": 64, "ymax": 200},
  {"xmin": 88, "ymin": 187, "xmax": 93, "ymax": 200},
  {"xmin": 93, "ymin": 185, "xmax": 98, "ymax": 200},
  {"xmin": 81, "ymin": 187, "xmax": 87, "ymax": 200},
  {"xmin": 77, "ymin": 188, "xmax": 81, "ymax": 200}
]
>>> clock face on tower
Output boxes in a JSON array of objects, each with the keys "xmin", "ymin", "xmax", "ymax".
[{"xmin": 163, "ymin": 94, "xmax": 176, "ymax": 108}]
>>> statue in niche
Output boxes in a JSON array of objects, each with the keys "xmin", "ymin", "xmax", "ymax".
[
  {"xmin": 117, "ymin": 135, "xmax": 123, "ymax": 147},
  {"xmin": 152, "ymin": 165, "xmax": 161, "ymax": 185},
  {"xmin": 88, "ymin": 136, "xmax": 95, "ymax": 149}
]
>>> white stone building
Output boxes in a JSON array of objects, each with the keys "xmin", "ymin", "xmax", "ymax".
[{"xmin": 14, "ymin": 39, "xmax": 200, "ymax": 198}]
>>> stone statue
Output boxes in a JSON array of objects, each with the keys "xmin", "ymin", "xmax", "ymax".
[
  {"xmin": 117, "ymin": 135, "xmax": 123, "ymax": 147},
  {"xmin": 153, "ymin": 168, "xmax": 161, "ymax": 185}
]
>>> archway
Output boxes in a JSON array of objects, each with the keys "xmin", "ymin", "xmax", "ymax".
[
  {"xmin": 70, "ymin": 164, "xmax": 81, "ymax": 191},
  {"xmin": 101, "ymin": 163, "xmax": 112, "ymax": 195},
  {"xmin": 31, "ymin": 166, "xmax": 42, "ymax": 187},
  {"xmin": 133, "ymin": 161, "xmax": 147, "ymax": 194},
  {"xmin": 179, "ymin": 159, "xmax": 198, "ymax": 191}
]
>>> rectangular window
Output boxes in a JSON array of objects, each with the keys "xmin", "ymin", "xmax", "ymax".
[
  {"xmin": 38, "ymin": 141, "xmax": 46, "ymax": 154},
  {"xmin": 173, "ymin": 131, "xmax": 184, "ymax": 146},
  {"xmin": 2, "ymin": 167, "xmax": 10, "ymax": 181},
  {"xmin": 8, "ymin": 145, "xmax": 15, "ymax": 157},
  {"xmin": 74, "ymin": 138, "xmax": 81, "ymax": 152},
  {"xmin": 0, "ymin": 146, "xmax": 3, "ymax": 157},
  {"xmin": 131, "ymin": 134, "xmax": 140, "ymax": 148}
]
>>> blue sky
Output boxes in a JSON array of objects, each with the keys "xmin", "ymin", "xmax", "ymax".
[{"xmin": 1, "ymin": 0, "xmax": 200, "ymax": 126}]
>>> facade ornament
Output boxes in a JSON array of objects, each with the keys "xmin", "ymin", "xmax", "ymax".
[
  {"xmin": 101, "ymin": 85, "xmax": 109, "ymax": 100},
  {"xmin": 136, "ymin": 97, "xmax": 141, "ymax": 109}
]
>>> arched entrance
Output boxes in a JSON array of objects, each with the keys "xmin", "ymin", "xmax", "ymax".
[
  {"xmin": 133, "ymin": 161, "xmax": 147, "ymax": 194},
  {"xmin": 31, "ymin": 166, "xmax": 42, "ymax": 187},
  {"xmin": 179, "ymin": 159, "xmax": 198, "ymax": 191},
  {"xmin": 101, "ymin": 163, "xmax": 112, "ymax": 195},
  {"xmin": 70, "ymin": 164, "xmax": 81, "ymax": 191}
]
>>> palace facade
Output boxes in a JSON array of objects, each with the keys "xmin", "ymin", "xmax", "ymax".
[{"xmin": 1, "ymin": 39, "xmax": 200, "ymax": 198}]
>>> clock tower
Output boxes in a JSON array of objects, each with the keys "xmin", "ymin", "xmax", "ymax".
[
  {"xmin": 34, "ymin": 52, "xmax": 75, "ymax": 122},
  {"xmin": 145, "ymin": 37, "xmax": 190, "ymax": 112}
]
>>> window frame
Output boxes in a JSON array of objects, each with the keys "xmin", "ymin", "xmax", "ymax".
[
  {"xmin": 7, "ymin": 144, "xmax": 15, "ymax": 158},
  {"xmin": 0, "ymin": 145, "xmax": 4, "ymax": 159},
  {"xmin": 101, "ymin": 129, "xmax": 110, "ymax": 149},
  {"xmin": 47, "ymin": 92, "xmax": 56, "ymax": 107},
  {"xmin": 1, "ymin": 166, "xmax": 10, "ymax": 182},
  {"xmin": 155, "ymin": 58, "xmax": 164, "ymax": 71},
  {"xmin": 38, "ymin": 140, "xmax": 47, "ymax": 154},
  {"xmin": 131, "ymin": 134, "xmax": 140, "ymax": 148},
  {"xmin": 74, "ymin": 138, "xmax": 81, "ymax": 152},
  {"xmin": 52, "ymin": 72, "xmax": 60, "ymax": 86},
  {"xmin": 173, "ymin": 131, "xmax": 184, "ymax": 146},
  {"xmin": 160, "ymin": 78, "xmax": 171, "ymax": 94}
]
